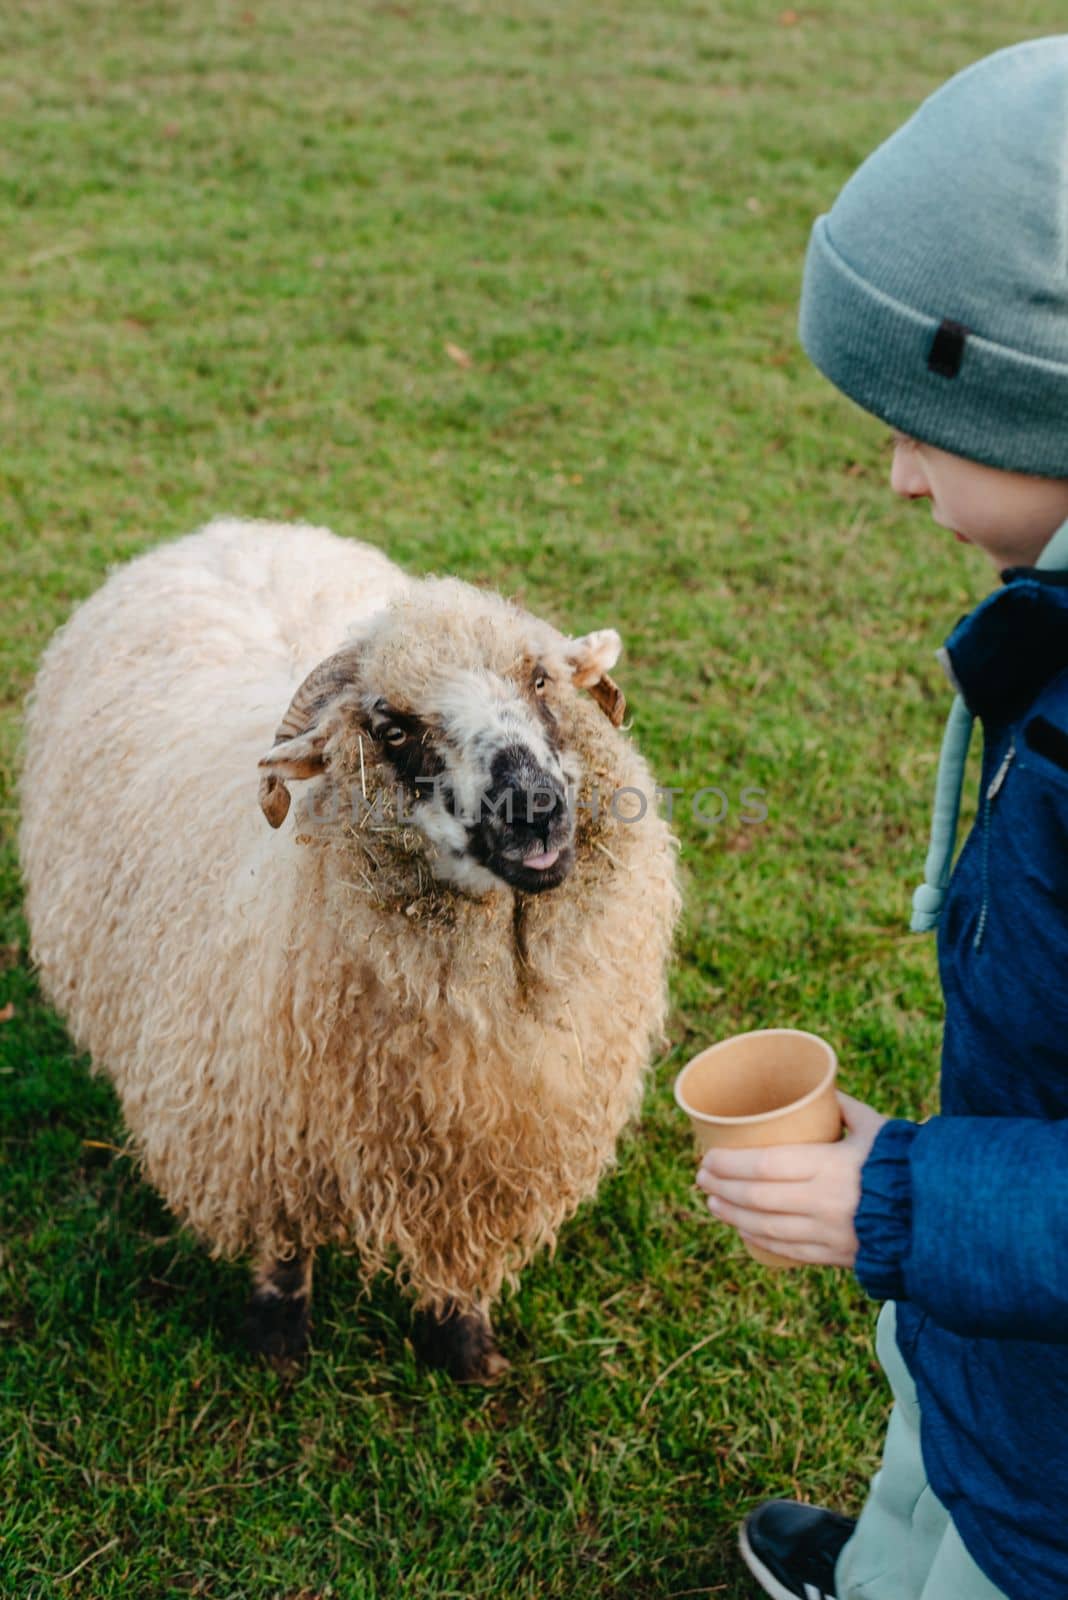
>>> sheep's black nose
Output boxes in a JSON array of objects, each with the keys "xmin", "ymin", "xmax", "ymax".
[
  {"xmin": 514, "ymin": 782, "xmax": 566, "ymax": 838},
  {"xmin": 484, "ymin": 750, "xmax": 567, "ymax": 839},
  {"xmin": 484, "ymin": 778, "xmax": 567, "ymax": 837}
]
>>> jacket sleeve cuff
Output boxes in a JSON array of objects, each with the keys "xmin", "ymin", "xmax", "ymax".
[{"xmin": 853, "ymin": 1118, "xmax": 920, "ymax": 1303}]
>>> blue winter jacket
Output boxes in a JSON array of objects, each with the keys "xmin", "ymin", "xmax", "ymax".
[{"xmin": 855, "ymin": 564, "xmax": 1068, "ymax": 1600}]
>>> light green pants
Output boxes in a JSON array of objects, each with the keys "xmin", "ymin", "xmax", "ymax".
[{"xmin": 835, "ymin": 1303, "xmax": 1008, "ymax": 1600}]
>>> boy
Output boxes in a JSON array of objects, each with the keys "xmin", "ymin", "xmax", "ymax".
[{"xmin": 695, "ymin": 36, "xmax": 1068, "ymax": 1600}]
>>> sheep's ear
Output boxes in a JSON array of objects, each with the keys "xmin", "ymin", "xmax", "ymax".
[
  {"xmin": 257, "ymin": 643, "xmax": 364, "ymax": 828},
  {"xmin": 562, "ymin": 629, "xmax": 626, "ymax": 728},
  {"xmin": 257, "ymin": 728, "xmax": 337, "ymax": 829}
]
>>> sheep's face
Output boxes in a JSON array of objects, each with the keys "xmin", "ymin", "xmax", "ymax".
[
  {"xmin": 367, "ymin": 660, "xmax": 578, "ymax": 896},
  {"xmin": 259, "ymin": 579, "xmax": 627, "ymax": 899}
]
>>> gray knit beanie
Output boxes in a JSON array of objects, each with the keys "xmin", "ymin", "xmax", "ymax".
[{"xmin": 799, "ymin": 36, "xmax": 1068, "ymax": 478}]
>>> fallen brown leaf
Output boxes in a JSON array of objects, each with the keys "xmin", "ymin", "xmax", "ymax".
[
  {"xmin": 0, "ymin": 1002, "xmax": 13, "ymax": 1023},
  {"xmin": 444, "ymin": 342, "xmax": 473, "ymax": 369}
]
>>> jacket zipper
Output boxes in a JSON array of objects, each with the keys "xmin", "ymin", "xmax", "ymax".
[{"xmin": 973, "ymin": 739, "xmax": 1015, "ymax": 952}]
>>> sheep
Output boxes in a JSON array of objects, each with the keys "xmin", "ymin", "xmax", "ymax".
[{"xmin": 19, "ymin": 518, "xmax": 680, "ymax": 1380}]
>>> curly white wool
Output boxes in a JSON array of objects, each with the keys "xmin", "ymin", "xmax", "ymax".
[{"xmin": 19, "ymin": 519, "xmax": 680, "ymax": 1314}]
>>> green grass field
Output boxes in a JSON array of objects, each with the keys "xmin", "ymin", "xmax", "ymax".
[{"xmin": 3, "ymin": 3, "xmax": 1063, "ymax": 1595}]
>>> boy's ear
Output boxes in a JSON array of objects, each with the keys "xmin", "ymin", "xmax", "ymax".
[{"xmin": 561, "ymin": 629, "xmax": 626, "ymax": 727}]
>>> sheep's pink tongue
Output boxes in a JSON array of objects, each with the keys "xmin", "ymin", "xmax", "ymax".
[{"xmin": 524, "ymin": 848, "xmax": 560, "ymax": 870}]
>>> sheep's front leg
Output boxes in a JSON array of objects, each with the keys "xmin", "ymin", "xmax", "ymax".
[
  {"xmin": 246, "ymin": 1249, "xmax": 314, "ymax": 1359},
  {"xmin": 414, "ymin": 1301, "xmax": 511, "ymax": 1384}
]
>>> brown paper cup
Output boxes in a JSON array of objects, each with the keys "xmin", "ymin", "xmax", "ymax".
[{"xmin": 674, "ymin": 1028, "xmax": 841, "ymax": 1269}]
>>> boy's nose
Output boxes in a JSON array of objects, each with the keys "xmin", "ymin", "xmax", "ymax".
[{"xmin": 890, "ymin": 443, "xmax": 931, "ymax": 500}]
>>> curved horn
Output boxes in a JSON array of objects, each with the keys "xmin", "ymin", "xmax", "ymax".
[
  {"xmin": 271, "ymin": 642, "xmax": 366, "ymax": 745},
  {"xmin": 258, "ymin": 642, "xmax": 364, "ymax": 827}
]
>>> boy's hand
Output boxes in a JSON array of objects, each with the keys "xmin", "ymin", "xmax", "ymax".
[{"xmin": 694, "ymin": 1092, "xmax": 888, "ymax": 1267}]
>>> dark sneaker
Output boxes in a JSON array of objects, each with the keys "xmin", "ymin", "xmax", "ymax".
[{"xmin": 739, "ymin": 1499, "xmax": 856, "ymax": 1600}]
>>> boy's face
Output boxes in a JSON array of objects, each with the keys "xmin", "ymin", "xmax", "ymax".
[{"xmin": 890, "ymin": 434, "xmax": 1068, "ymax": 572}]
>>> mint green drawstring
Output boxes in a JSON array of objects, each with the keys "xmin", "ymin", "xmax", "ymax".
[
  {"xmin": 910, "ymin": 517, "xmax": 1068, "ymax": 934},
  {"xmin": 910, "ymin": 694, "xmax": 976, "ymax": 931}
]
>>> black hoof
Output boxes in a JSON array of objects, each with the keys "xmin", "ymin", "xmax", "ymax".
[
  {"xmin": 245, "ymin": 1288, "xmax": 310, "ymax": 1360},
  {"xmin": 414, "ymin": 1303, "xmax": 511, "ymax": 1384}
]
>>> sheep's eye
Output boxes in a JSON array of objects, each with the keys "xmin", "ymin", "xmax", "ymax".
[
  {"xmin": 533, "ymin": 674, "xmax": 548, "ymax": 696},
  {"xmin": 383, "ymin": 725, "xmax": 408, "ymax": 747}
]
